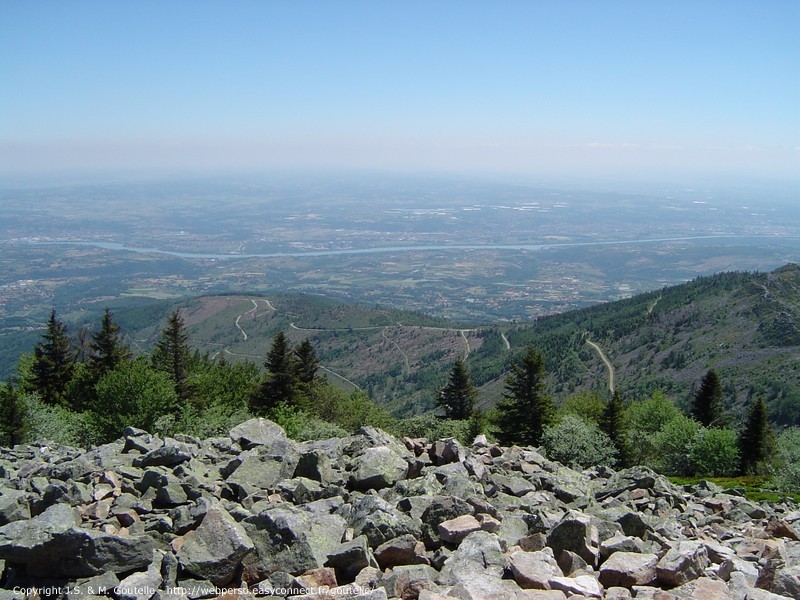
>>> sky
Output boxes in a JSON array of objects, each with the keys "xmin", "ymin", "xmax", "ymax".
[{"xmin": 1, "ymin": 0, "xmax": 799, "ymax": 182}]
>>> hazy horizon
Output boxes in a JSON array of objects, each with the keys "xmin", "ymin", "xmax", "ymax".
[{"xmin": 2, "ymin": 1, "xmax": 799, "ymax": 184}]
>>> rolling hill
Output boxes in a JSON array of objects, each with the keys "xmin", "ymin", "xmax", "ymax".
[{"xmin": 6, "ymin": 264, "xmax": 799, "ymax": 425}]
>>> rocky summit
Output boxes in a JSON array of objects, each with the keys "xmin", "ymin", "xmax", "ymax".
[{"xmin": 0, "ymin": 419, "xmax": 799, "ymax": 600}]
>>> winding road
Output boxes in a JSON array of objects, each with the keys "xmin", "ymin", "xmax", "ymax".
[{"xmin": 585, "ymin": 337, "xmax": 615, "ymax": 393}]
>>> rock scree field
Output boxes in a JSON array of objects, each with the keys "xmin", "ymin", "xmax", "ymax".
[{"xmin": 0, "ymin": 418, "xmax": 798, "ymax": 599}]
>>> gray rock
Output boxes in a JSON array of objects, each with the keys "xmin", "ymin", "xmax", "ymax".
[
  {"xmin": 656, "ymin": 540, "xmax": 709, "ymax": 588},
  {"xmin": 176, "ymin": 502, "xmax": 254, "ymax": 585},
  {"xmin": 115, "ymin": 551, "xmax": 164, "ymax": 600},
  {"xmin": 0, "ymin": 489, "xmax": 30, "ymax": 525},
  {"xmin": 343, "ymin": 494, "xmax": 422, "ymax": 548},
  {"xmin": 349, "ymin": 446, "xmax": 408, "ymax": 492},
  {"xmin": 546, "ymin": 510, "xmax": 600, "ymax": 567},
  {"xmin": 0, "ymin": 503, "xmax": 159, "ymax": 577},
  {"xmin": 599, "ymin": 551, "xmax": 659, "ymax": 588},
  {"xmin": 508, "ymin": 548, "xmax": 562, "ymax": 589},
  {"xmin": 243, "ymin": 504, "xmax": 347, "ymax": 576},
  {"xmin": 439, "ymin": 530, "xmax": 507, "ymax": 584},
  {"xmin": 133, "ymin": 444, "xmax": 192, "ymax": 468},
  {"xmin": 325, "ymin": 536, "xmax": 376, "ymax": 584},
  {"xmin": 548, "ymin": 574, "xmax": 604, "ymax": 598},
  {"xmin": 228, "ymin": 418, "xmax": 289, "ymax": 451},
  {"xmin": 429, "ymin": 438, "xmax": 466, "ymax": 466}
]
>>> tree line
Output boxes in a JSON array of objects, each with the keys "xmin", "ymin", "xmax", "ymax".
[{"xmin": 0, "ymin": 308, "xmax": 794, "ymax": 492}]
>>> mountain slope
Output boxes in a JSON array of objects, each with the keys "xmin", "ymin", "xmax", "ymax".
[{"xmin": 9, "ymin": 265, "xmax": 800, "ymax": 425}]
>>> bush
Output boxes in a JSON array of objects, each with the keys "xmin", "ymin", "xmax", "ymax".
[
  {"xmin": 652, "ymin": 414, "xmax": 700, "ymax": 476},
  {"xmin": 540, "ymin": 414, "xmax": 617, "ymax": 468},
  {"xmin": 23, "ymin": 394, "xmax": 96, "ymax": 447},
  {"xmin": 625, "ymin": 391, "xmax": 683, "ymax": 466},
  {"xmin": 559, "ymin": 391, "xmax": 606, "ymax": 425},
  {"xmin": 772, "ymin": 427, "xmax": 800, "ymax": 492},
  {"xmin": 296, "ymin": 417, "xmax": 349, "ymax": 441},
  {"xmin": 689, "ymin": 427, "xmax": 740, "ymax": 477},
  {"xmin": 90, "ymin": 358, "xmax": 177, "ymax": 442},
  {"xmin": 392, "ymin": 413, "xmax": 472, "ymax": 444}
]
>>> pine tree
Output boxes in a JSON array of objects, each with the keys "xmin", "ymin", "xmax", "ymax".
[
  {"xmin": 437, "ymin": 356, "xmax": 477, "ymax": 420},
  {"xmin": 29, "ymin": 310, "xmax": 76, "ymax": 406},
  {"xmin": 601, "ymin": 390, "xmax": 631, "ymax": 467},
  {"xmin": 0, "ymin": 379, "xmax": 29, "ymax": 446},
  {"xmin": 494, "ymin": 347, "xmax": 554, "ymax": 446},
  {"xmin": 691, "ymin": 370, "xmax": 724, "ymax": 427},
  {"xmin": 151, "ymin": 309, "xmax": 192, "ymax": 405},
  {"xmin": 739, "ymin": 397, "xmax": 772, "ymax": 474},
  {"xmin": 294, "ymin": 338, "xmax": 320, "ymax": 387},
  {"xmin": 250, "ymin": 332, "xmax": 299, "ymax": 415},
  {"xmin": 88, "ymin": 309, "xmax": 132, "ymax": 381}
]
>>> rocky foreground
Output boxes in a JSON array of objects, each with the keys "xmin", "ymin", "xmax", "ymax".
[{"xmin": 0, "ymin": 420, "xmax": 798, "ymax": 600}]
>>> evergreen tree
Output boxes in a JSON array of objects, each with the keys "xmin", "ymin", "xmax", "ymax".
[
  {"xmin": 601, "ymin": 391, "xmax": 631, "ymax": 467},
  {"xmin": 29, "ymin": 310, "xmax": 76, "ymax": 406},
  {"xmin": 294, "ymin": 338, "xmax": 320, "ymax": 386},
  {"xmin": 88, "ymin": 309, "xmax": 132, "ymax": 381},
  {"xmin": 151, "ymin": 309, "xmax": 192, "ymax": 405},
  {"xmin": 494, "ymin": 347, "xmax": 554, "ymax": 446},
  {"xmin": 437, "ymin": 356, "xmax": 477, "ymax": 420},
  {"xmin": 739, "ymin": 397, "xmax": 772, "ymax": 474},
  {"xmin": 691, "ymin": 370, "xmax": 724, "ymax": 427},
  {"xmin": 0, "ymin": 378, "xmax": 29, "ymax": 446},
  {"xmin": 250, "ymin": 332, "xmax": 299, "ymax": 415}
]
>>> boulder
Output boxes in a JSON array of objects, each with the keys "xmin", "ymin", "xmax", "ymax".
[
  {"xmin": 439, "ymin": 530, "xmax": 507, "ymax": 584},
  {"xmin": 546, "ymin": 510, "xmax": 600, "ymax": 567},
  {"xmin": 325, "ymin": 536, "xmax": 376, "ymax": 584},
  {"xmin": 348, "ymin": 446, "xmax": 408, "ymax": 491},
  {"xmin": 656, "ymin": 540, "xmax": 709, "ymax": 588},
  {"xmin": 599, "ymin": 551, "xmax": 659, "ymax": 588},
  {"xmin": 438, "ymin": 514, "xmax": 482, "ymax": 545},
  {"xmin": 0, "ymin": 503, "xmax": 159, "ymax": 577},
  {"xmin": 176, "ymin": 503, "xmax": 254, "ymax": 585},
  {"xmin": 508, "ymin": 548, "xmax": 562, "ymax": 589},
  {"xmin": 428, "ymin": 439, "xmax": 466, "ymax": 466},
  {"xmin": 243, "ymin": 504, "xmax": 347, "ymax": 576}
]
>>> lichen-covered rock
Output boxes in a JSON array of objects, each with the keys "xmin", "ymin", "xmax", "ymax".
[
  {"xmin": 0, "ymin": 418, "xmax": 795, "ymax": 600},
  {"xmin": 0, "ymin": 503, "xmax": 159, "ymax": 577},
  {"xmin": 176, "ymin": 503, "xmax": 254, "ymax": 585},
  {"xmin": 348, "ymin": 446, "xmax": 408, "ymax": 491}
]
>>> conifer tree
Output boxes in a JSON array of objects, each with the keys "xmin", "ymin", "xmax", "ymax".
[
  {"xmin": 437, "ymin": 356, "xmax": 477, "ymax": 420},
  {"xmin": 494, "ymin": 347, "xmax": 554, "ymax": 446},
  {"xmin": 29, "ymin": 310, "xmax": 76, "ymax": 406},
  {"xmin": 691, "ymin": 369, "xmax": 724, "ymax": 427},
  {"xmin": 88, "ymin": 309, "xmax": 132, "ymax": 380},
  {"xmin": 601, "ymin": 390, "xmax": 631, "ymax": 466},
  {"xmin": 0, "ymin": 378, "xmax": 29, "ymax": 446},
  {"xmin": 151, "ymin": 309, "xmax": 192, "ymax": 405},
  {"xmin": 250, "ymin": 332, "xmax": 299, "ymax": 415},
  {"xmin": 294, "ymin": 338, "xmax": 320, "ymax": 387},
  {"xmin": 739, "ymin": 397, "xmax": 772, "ymax": 474}
]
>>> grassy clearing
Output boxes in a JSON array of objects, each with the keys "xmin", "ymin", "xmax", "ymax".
[{"xmin": 668, "ymin": 475, "xmax": 800, "ymax": 503}]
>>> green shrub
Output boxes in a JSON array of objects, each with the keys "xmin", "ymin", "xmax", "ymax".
[
  {"xmin": 625, "ymin": 391, "xmax": 683, "ymax": 466},
  {"xmin": 540, "ymin": 414, "xmax": 617, "ymax": 468},
  {"xmin": 652, "ymin": 414, "xmax": 701, "ymax": 476},
  {"xmin": 559, "ymin": 391, "xmax": 606, "ymax": 425},
  {"xmin": 23, "ymin": 394, "xmax": 96, "ymax": 447},
  {"xmin": 392, "ymin": 413, "xmax": 471, "ymax": 443},
  {"xmin": 772, "ymin": 427, "xmax": 800, "ymax": 492},
  {"xmin": 689, "ymin": 427, "xmax": 740, "ymax": 477},
  {"xmin": 90, "ymin": 357, "xmax": 177, "ymax": 442},
  {"xmin": 296, "ymin": 417, "xmax": 349, "ymax": 441},
  {"xmin": 267, "ymin": 402, "xmax": 310, "ymax": 439}
]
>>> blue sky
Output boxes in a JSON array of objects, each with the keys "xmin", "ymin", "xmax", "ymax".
[{"xmin": 1, "ymin": 1, "xmax": 798, "ymax": 181}]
